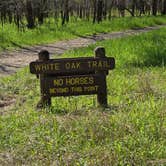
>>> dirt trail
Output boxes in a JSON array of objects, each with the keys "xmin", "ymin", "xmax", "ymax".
[{"xmin": 0, "ymin": 25, "xmax": 165, "ymax": 77}]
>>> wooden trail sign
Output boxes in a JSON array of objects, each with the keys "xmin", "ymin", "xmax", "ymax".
[
  {"xmin": 30, "ymin": 57, "xmax": 115, "ymax": 74},
  {"xmin": 29, "ymin": 47, "xmax": 115, "ymax": 108}
]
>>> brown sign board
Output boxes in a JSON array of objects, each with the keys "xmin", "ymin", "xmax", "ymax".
[
  {"xmin": 30, "ymin": 47, "xmax": 115, "ymax": 108},
  {"xmin": 30, "ymin": 57, "xmax": 115, "ymax": 74},
  {"xmin": 44, "ymin": 75, "xmax": 102, "ymax": 97}
]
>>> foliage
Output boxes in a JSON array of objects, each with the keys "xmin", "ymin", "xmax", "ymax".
[{"xmin": 0, "ymin": 0, "xmax": 166, "ymax": 28}]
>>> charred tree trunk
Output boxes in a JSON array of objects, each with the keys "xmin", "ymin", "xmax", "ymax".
[
  {"xmin": 0, "ymin": 2, "xmax": 7, "ymax": 25},
  {"xmin": 131, "ymin": 0, "xmax": 136, "ymax": 16},
  {"xmin": 36, "ymin": 2, "xmax": 44, "ymax": 25},
  {"xmin": 97, "ymin": 0, "xmax": 103, "ymax": 23},
  {"xmin": 54, "ymin": 1, "xmax": 58, "ymax": 21},
  {"xmin": 139, "ymin": 0, "xmax": 145, "ymax": 15},
  {"xmin": 8, "ymin": 11, "xmax": 13, "ymax": 24},
  {"xmin": 85, "ymin": 0, "xmax": 90, "ymax": 20},
  {"xmin": 26, "ymin": 0, "xmax": 35, "ymax": 28},
  {"xmin": 79, "ymin": 5, "xmax": 83, "ymax": 19},
  {"xmin": 62, "ymin": 0, "xmax": 69, "ymax": 25},
  {"xmin": 162, "ymin": 0, "xmax": 166, "ymax": 14},
  {"xmin": 152, "ymin": 0, "xmax": 158, "ymax": 15},
  {"xmin": 93, "ymin": 0, "xmax": 97, "ymax": 23},
  {"xmin": 103, "ymin": 0, "xmax": 107, "ymax": 20}
]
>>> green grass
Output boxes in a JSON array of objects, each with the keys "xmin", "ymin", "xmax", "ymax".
[
  {"xmin": 0, "ymin": 28, "xmax": 166, "ymax": 165},
  {"xmin": 0, "ymin": 15, "xmax": 166, "ymax": 52}
]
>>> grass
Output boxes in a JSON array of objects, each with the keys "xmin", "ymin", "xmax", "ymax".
[
  {"xmin": 0, "ymin": 15, "xmax": 166, "ymax": 52},
  {"xmin": 0, "ymin": 28, "xmax": 166, "ymax": 165}
]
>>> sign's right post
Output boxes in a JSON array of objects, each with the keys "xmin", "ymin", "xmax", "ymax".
[{"xmin": 95, "ymin": 47, "xmax": 108, "ymax": 107}]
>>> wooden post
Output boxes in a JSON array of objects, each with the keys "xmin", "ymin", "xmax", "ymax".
[
  {"xmin": 37, "ymin": 50, "xmax": 51, "ymax": 108},
  {"xmin": 95, "ymin": 47, "xmax": 108, "ymax": 107}
]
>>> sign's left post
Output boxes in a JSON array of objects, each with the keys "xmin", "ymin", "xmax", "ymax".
[{"xmin": 37, "ymin": 50, "xmax": 51, "ymax": 108}]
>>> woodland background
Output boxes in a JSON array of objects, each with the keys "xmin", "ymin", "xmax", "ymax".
[{"xmin": 0, "ymin": 0, "xmax": 166, "ymax": 29}]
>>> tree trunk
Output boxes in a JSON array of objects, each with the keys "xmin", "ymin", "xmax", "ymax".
[
  {"xmin": 62, "ymin": 0, "xmax": 69, "ymax": 25},
  {"xmin": 8, "ymin": 10, "xmax": 13, "ymax": 24},
  {"xmin": 36, "ymin": 5, "xmax": 44, "ymax": 25},
  {"xmin": 162, "ymin": 0, "xmax": 166, "ymax": 14},
  {"xmin": 103, "ymin": 0, "xmax": 107, "ymax": 20},
  {"xmin": 93, "ymin": 0, "xmax": 97, "ymax": 23},
  {"xmin": 131, "ymin": 0, "xmax": 136, "ymax": 16},
  {"xmin": 26, "ymin": 0, "xmax": 35, "ymax": 28},
  {"xmin": 152, "ymin": 0, "xmax": 158, "ymax": 16},
  {"xmin": 79, "ymin": 5, "xmax": 83, "ymax": 19},
  {"xmin": 97, "ymin": 0, "xmax": 103, "ymax": 23},
  {"xmin": 139, "ymin": 0, "xmax": 145, "ymax": 15}
]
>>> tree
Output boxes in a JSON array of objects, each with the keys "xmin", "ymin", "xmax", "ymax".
[
  {"xmin": 61, "ymin": 0, "xmax": 69, "ymax": 25},
  {"xmin": 97, "ymin": 0, "xmax": 103, "ymax": 22},
  {"xmin": 0, "ymin": 0, "xmax": 165, "ymax": 29},
  {"xmin": 152, "ymin": 0, "xmax": 158, "ymax": 15},
  {"xmin": 26, "ymin": 0, "xmax": 35, "ymax": 28},
  {"xmin": 162, "ymin": 0, "xmax": 166, "ymax": 14}
]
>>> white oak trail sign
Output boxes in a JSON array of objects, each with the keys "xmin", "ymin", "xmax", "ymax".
[{"xmin": 29, "ymin": 47, "xmax": 115, "ymax": 108}]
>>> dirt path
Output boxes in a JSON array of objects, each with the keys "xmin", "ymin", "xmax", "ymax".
[{"xmin": 0, "ymin": 25, "xmax": 165, "ymax": 77}]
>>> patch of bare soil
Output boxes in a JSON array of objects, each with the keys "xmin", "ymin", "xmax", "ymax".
[
  {"xmin": 0, "ymin": 95, "xmax": 16, "ymax": 115},
  {"xmin": 0, "ymin": 153, "xmax": 13, "ymax": 165}
]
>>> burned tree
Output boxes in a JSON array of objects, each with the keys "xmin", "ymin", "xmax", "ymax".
[
  {"xmin": 61, "ymin": 0, "xmax": 69, "ymax": 25},
  {"xmin": 93, "ymin": 0, "xmax": 104, "ymax": 23},
  {"xmin": 97, "ymin": 0, "xmax": 103, "ymax": 23},
  {"xmin": 152, "ymin": 0, "xmax": 158, "ymax": 15},
  {"xmin": 162, "ymin": 0, "xmax": 166, "ymax": 14},
  {"xmin": 26, "ymin": 0, "xmax": 35, "ymax": 28}
]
